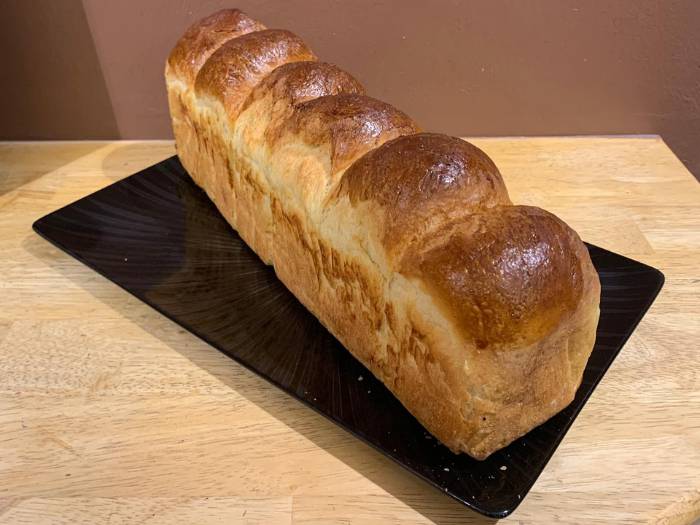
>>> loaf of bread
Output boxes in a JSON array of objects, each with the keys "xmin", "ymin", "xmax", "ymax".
[{"xmin": 165, "ymin": 9, "xmax": 601, "ymax": 459}]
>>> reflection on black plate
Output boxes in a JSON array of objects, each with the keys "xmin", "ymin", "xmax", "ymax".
[{"xmin": 33, "ymin": 156, "xmax": 663, "ymax": 518}]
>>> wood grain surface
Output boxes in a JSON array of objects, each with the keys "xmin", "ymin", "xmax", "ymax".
[{"xmin": 0, "ymin": 138, "xmax": 698, "ymax": 524}]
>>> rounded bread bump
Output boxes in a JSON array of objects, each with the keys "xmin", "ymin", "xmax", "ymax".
[
  {"xmin": 406, "ymin": 205, "xmax": 588, "ymax": 350},
  {"xmin": 243, "ymin": 61, "xmax": 366, "ymax": 112},
  {"xmin": 337, "ymin": 132, "xmax": 512, "ymax": 261},
  {"xmin": 167, "ymin": 9, "xmax": 266, "ymax": 84},
  {"xmin": 195, "ymin": 29, "xmax": 317, "ymax": 118},
  {"xmin": 272, "ymin": 93, "xmax": 420, "ymax": 173}
]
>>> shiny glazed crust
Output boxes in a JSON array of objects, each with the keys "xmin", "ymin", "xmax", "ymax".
[{"xmin": 165, "ymin": 9, "xmax": 601, "ymax": 459}]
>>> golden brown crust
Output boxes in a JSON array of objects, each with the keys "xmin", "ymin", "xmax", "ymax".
[
  {"xmin": 337, "ymin": 133, "xmax": 511, "ymax": 261},
  {"xmin": 272, "ymin": 94, "xmax": 420, "ymax": 173},
  {"xmin": 242, "ymin": 61, "xmax": 365, "ymax": 113},
  {"xmin": 406, "ymin": 205, "xmax": 586, "ymax": 349},
  {"xmin": 167, "ymin": 9, "xmax": 266, "ymax": 85},
  {"xmin": 195, "ymin": 29, "xmax": 317, "ymax": 119}
]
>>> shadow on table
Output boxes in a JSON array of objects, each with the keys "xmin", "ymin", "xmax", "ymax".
[
  {"xmin": 0, "ymin": 143, "xmax": 106, "ymax": 197},
  {"xmin": 23, "ymin": 231, "xmax": 501, "ymax": 525},
  {"xmin": 99, "ymin": 142, "xmax": 175, "ymax": 183}
]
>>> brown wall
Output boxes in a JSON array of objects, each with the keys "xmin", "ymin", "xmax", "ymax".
[
  {"xmin": 1, "ymin": 0, "xmax": 119, "ymax": 139},
  {"xmin": 3, "ymin": 0, "xmax": 700, "ymax": 178}
]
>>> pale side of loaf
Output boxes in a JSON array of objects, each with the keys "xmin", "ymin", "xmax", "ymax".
[{"xmin": 165, "ymin": 9, "xmax": 601, "ymax": 459}]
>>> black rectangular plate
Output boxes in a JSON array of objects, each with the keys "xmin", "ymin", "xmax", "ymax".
[{"xmin": 33, "ymin": 156, "xmax": 664, "ymax": 518}]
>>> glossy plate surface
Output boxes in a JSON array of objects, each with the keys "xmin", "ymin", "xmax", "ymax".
[{"xmin": 33, "ymin": 156, "xmax": 664, "ymax": 518}]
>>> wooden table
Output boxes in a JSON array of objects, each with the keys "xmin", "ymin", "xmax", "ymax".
[{"xmin": 1, "ymin": 138, "xmax": 698, "ymax": 524}]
